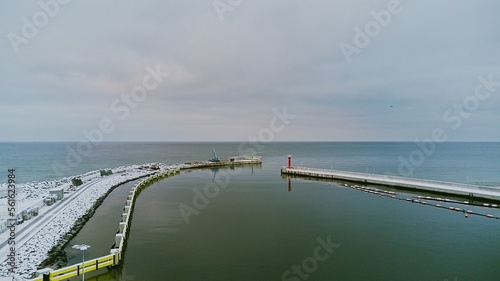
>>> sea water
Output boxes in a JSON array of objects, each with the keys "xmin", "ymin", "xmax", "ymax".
[{"xmin": 1, "ymin": 142, "xmax": 500, "ymax": 280}]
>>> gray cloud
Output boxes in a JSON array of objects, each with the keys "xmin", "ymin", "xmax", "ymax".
[{"xmin": 1, "ymin": 0, "xmax": 500, "ymax": 141}]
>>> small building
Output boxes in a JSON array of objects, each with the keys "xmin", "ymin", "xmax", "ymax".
[
  {"xmin": 49, "ymin": 187, "xmax": 64, "ymax": 200},
  {"xmin": 44, "ymin": 196, "xmax": 57, "ymax": 206},
  {"xmin": 226, "ymin": 155, "xmax": 262, "ymax": 163}
]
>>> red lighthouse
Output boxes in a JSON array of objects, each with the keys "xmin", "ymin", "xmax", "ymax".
[{"xmin": 287, "ymin": 155, "xmax": 292, "ymax": 168}]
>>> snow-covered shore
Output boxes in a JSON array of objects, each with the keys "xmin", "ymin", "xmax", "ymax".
[{"xmin": 0, "ymin": 163, "xmax": 170, "ymax": 280}]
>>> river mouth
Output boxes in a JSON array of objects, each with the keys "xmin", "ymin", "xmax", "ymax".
[{"xmin": 70, "ymin": 164, "xmax": 500, "ymax": 281}]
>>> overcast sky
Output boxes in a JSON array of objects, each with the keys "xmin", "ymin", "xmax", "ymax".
[{"xmin": 1, "ymin": 0, "xmax": 499, "ymax": 142}]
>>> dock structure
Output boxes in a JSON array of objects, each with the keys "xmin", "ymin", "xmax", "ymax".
[
  {"xmin": 31, "ymin": 157, "xmax": 264, "ymax": 280},
  {"xmin": 109, "ymin": 167, "xmax": 180, "ymax": 264},
  {"xmin": 31, "ymin": 167, "xmax": 181, "ymax": 281},
  {"xmin": 180, "ymin": 156, "xmax": 262, "ymax": 170},
  {"xmin": 281, "ymin": 166, "xmax": 500, "ymax": 202}
]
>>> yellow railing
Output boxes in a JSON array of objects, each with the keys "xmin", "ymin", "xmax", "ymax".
[
  {"xmin": 31, "ymin": 254, "xmax": 116, "ymax": 281},
  {"xmin": 31, "ymin": 168, "xmax": 181, "ymax": 280}
]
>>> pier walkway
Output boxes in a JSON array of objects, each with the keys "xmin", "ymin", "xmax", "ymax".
[{"xmin": 281, "ymin": 166, "xmax": 500, "ymax": 202}]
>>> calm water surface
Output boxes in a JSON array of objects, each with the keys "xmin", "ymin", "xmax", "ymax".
[{"xmin": 48, "ymin": 142, "xmax": 500, "ymax": 281}]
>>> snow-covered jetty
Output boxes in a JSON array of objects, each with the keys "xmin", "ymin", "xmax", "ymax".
[
  {"xmin": 111, "ymin": 167, "xmax": 180, "ymax": 264},
  {"xmin": 281, "ymin": 166, "xmax": 500, "ymax": 202},
  {"xmin": 25, "ymin": 167, "xmax": 180, "ymax": 281},
  {"xmin": 0, "ymin": 157, "xmax": 262, "ymax": 280}
]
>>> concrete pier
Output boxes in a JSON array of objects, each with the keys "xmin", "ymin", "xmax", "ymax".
[
  {"xmin": 180, "ymin": 157, "xmax": 262, "ymax": 170},
  {"xmin": 30, "ymin": 167, "xmax": 182, "ymax": 281},
  {"xmin": 31, "ymin": 158, "xmax": 264, "ymax": 280},
  {"xmin": 281, "ymin": 166, "xmax": 500, "ymax": 202}
]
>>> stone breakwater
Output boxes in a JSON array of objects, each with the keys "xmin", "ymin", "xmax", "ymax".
[
  {"xmin": 36, "ymin": 175, "xmax": 151, "ymax": 271},
  {"xmin": 0, "ymin": 159, "xmax": 258, "ymax": 279},
  {"xmin": 0, "ymin": 164, "xmax": 163, "ymax": 279},
  {"xmin": 0, "ymin": 169, "xmax": 105, "ymax": 203}
]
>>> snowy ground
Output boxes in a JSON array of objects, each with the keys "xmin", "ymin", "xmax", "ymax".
[{"xmin": 0, "ymin": 163, "xmax": 170, "ymax": 280}]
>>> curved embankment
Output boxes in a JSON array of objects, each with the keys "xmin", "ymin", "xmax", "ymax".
[
  {"xmin": 110, "ymin": 167, "xmax": 180, "ymax": 263},
  {"xmin": 0, "ymin": 169, "xmax": 159, "ymax": 279},
  {"xmin": 31, "ymin": 160, "xmax": 261, "ymax": 280},
  {"xmin": 31, "ymin": 168, "xmax": 180, "ymax": 281},
  {"xmin": 37, "ymin": 174, "xmax": 153, "ymax": 270}
]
